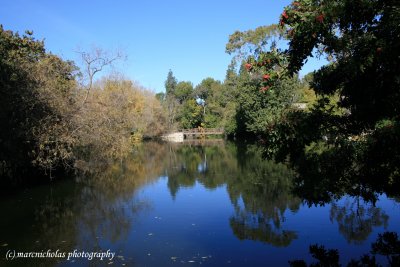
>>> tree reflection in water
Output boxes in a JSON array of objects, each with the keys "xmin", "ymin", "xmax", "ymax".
[
  {"xmin": 161, "ymin": 141, "xmax": 397, "ymax": 248},
  {"xmin": 163, "ymin": 142, "xmax": 301, "ymax": 247},
  {"xmin": 0, "ymin": 142, "xmax": 166, "ymax": 266},
  {"xmin": 228, "ymin": 145, "xmax": 300, "ymax": 247},
  {"xmin": 73, "ymin": 142, "xmax": 166, "ymax": 249},
  {"xmin": 1, "ymin": 141, "xmax": 397, "ymax": 266},
  {"xmin": 330, "ymin": 197, "xmax": 389, "ymax": 244}
]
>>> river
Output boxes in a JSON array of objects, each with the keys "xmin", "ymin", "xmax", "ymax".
[{"xmin": 0, "ymin": 141, "xmax": 399, "ymax": 266}]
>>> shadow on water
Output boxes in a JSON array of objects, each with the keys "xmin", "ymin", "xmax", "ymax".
[{"xmin": 0, "ymin": 142, "xmax": 167, "ymax": 266}]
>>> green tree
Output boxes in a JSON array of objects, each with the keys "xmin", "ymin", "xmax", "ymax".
[
  {"xmin": 174, "ymin": 81, "xmax": 193, "ymax": 104},
  {"xmin": 165, "ymin": 69, "xmax": 177, "ymax": 96},
  {"xmin": 179, "ymin": 99, "xmax": 202, "ymax": 129},
  {"xmin": 194, "ymin": 77, "xmax": 237, "ymax": 130},
  {"xmin": 164, "ymin": 70, "xmax": 179, "ymax": 129},
  {"xmin": 225, "ymin": 19, "xmax": 307, "ymax": 138},
  {"xmin": 279, "ymin": 0, "xmax": 399, "ymax": 126},
  {"xmin": 235, "ymin": 0, "xmax": 400, "ymax": 189},
  {"xmin": 194, "ymin": 77, "xmax": 215, "ymax": 116},
  {"xmin": 226, "ymin": 24, "xmax": 285, "ymax": 64},
  {"xmin": 155, "ymin": 92, "xmax": 166, "ymax": 102},
  {"xmin": 245, "ymin": 0, "xmax": 400, "ymax": 132},
  {"xmin": 231, "ymin": 62, "xmax": 302, "ymax": 137}
]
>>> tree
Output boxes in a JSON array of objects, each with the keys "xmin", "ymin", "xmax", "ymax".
[
  {"xmin": 0, "ymin": 26, "xmax": 78, "ymax": 184},
  {"xmin": 179, "ymin": 99, "xmax": 202, "ymax": 129},
  {"xmin": 174, "ymin": 81, "xmax": 193, "ymax": 104},
  {"xmin": 229, "ymin": 0, "xmax": 400, "ymax": 205},
  {"xmin": 225, "ymin": 18, "xmax": 309, "ymax": 138},
  {"xmin": 194, "ymin": 77, "xmax": 221, "ymax": 118},
  {"xmin": 72, "ymin": 75, "xmax": 166, "ymax": 162},
  {"xmin": 155, "ymin": 92, "xmax": 166, "ymax": 102},
  {"xmin": 0, "ymin": 26, "xmax": 167, "ymax": 188},
  {"xmin": 283, "ymin": 0, "xmax": 399, "ymax": 127},
  {"xmin": 289, "ymin": 232, "xmax": 400, "ymax": 267},
  {"xmin": 245, "ymin": 0, "xmax": 400, "ymax": 130},
  {"xmin": 226, "ymin": 24, "xmax": 285, "ymax": 65},
  {"xmin": 165, "ymin": 69, "xmax": 177, "ymax": 96},
  {"xmin": 164, "ymin": 70, "xmax": 179, "ymax": 129},
  {"xmin": 232, "ymin": 62, "xmax": 302, "ymax": 137},
  {"xmin": 76, "ymin": 46, "xmax": 124, "ymax": 105}
]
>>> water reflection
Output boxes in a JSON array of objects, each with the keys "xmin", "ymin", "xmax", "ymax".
[
  {"xmin": 330, "ymin": 197, "xmax": 389, "ymax": 244},
  {"xmin": 0, "ymin": 142, "xmax": 165, "ymax": 266},
  {"xmin": 159, "ymin": 142, "xmax": 394, "ymax": 248},
  {"xmin": 228, "ymin": 146, "xmax": 300, "ymax": 247},
  {"xmin": 0, "ymin": 141, "xmax": 397, "ymax": 267},
  {"xmin": 165, "ymin": 143, "xmax": 236, "ymax": 198},
  {"xmin": 163, "ymin": 143, "xmax": 301, "ymax": 246}
]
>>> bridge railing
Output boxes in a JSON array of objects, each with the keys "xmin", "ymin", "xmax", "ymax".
[{"xmin": 182, "ymin": 128, "xmax": 224, "ymax": 135}]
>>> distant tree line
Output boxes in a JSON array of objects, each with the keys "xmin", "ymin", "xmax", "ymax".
[{"xmin": 159, "ymin": 65, "xmax": 314, "ymax": 137}]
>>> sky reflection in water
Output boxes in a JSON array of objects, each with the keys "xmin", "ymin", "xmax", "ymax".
[{"xmin": 0, "ymin": 141, "xmax": 399, "ymax": 267}]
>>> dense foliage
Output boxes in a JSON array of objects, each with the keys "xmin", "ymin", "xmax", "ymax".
[
  {"xmin": 0, "ymin": 26, "xmax": 78, "ymax": 185},
  {"xmin": 0, "ymin": 26, "xmax": 166, "ymax": 188},
  {"xmin": 230, "ymin": 0, "xmax": 400, "ymax": 200},
  {"xmin": 231, "ymin": 0, "xmax": 400, "ymax": 265}
]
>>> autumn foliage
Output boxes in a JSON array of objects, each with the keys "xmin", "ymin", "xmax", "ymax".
[{"xmin": 0, "ymin": 25, "xmax": 166, "ymax": 186}]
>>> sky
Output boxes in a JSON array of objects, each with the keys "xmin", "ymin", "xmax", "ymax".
[{"xmin": 1, "ymin": 0, "xmax": 325, "ymax": 93}]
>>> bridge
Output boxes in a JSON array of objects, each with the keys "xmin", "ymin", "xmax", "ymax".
[
  {"xmin": 182, "ymin": 128, "xmax": 224, "ymax": 137},
  {"xmin": 162, "ymin": 128, "xmax": 225, "ymax": 142}
]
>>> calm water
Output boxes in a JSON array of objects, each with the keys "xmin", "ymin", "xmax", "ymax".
[{"xmin": 0, "ymin": 141, "xmax": 399, "ymax": 267}]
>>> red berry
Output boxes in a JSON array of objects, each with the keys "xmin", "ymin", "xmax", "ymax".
[
  {"xmin": 316, "ymin": 14, "xmax": 324, "ymax": 23},
  {"xmin": 263, "ymin": 74, "xmax": 271, "ymax": 80},
  {"xmin": 260, "ymin": 86, "xmax": 270, "ymax": 93},
  {"xmin": 282, "ymin": 11, "xmax": 289, "ymax": 19},
  {"xmin": 245, "ymin": 63, "xmax": 252, "ymax": 70}
]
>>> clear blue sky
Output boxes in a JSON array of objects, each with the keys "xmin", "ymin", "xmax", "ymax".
[{"xmin": 1, "ymin": 0, "xmax": 324, "ymax": 93}]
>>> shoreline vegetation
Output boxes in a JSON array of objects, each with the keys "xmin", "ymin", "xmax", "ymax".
[
  {"xmin": 0, "ymin": 25, "xmax": 167, "ymax": 189},
  {"xmin": 0, "ymin": 24, "xmax": 312, "ymax": 190},
  {"xmin": 1, "ymin": 1, "xmax": 399, "ymax": 266},
  {"xmin": 1, "ymin": 0, "xmax": 399, "ymax": 202}
]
